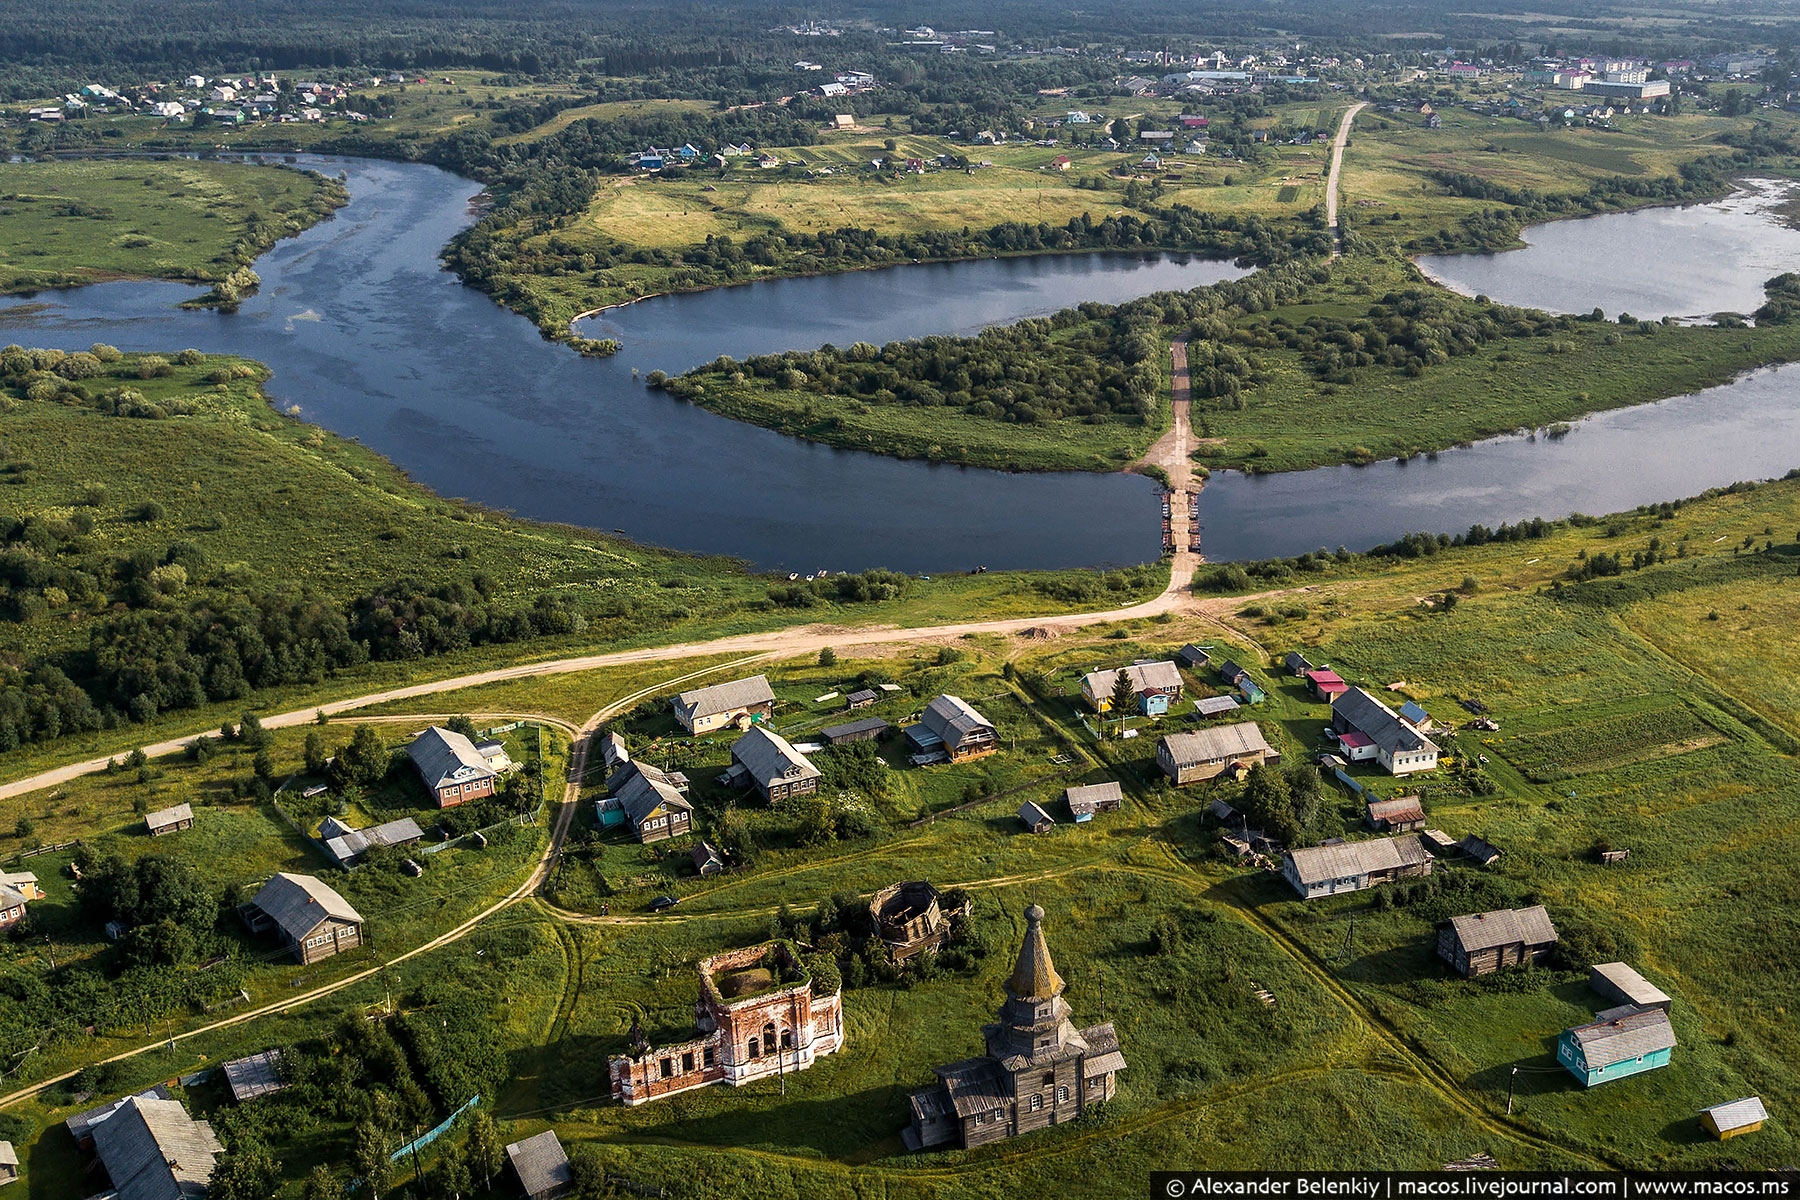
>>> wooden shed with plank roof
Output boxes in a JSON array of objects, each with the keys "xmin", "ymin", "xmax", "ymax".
[{"xmin": 1700, "ymin": 1097, "xmax": 1767, "ymax": 1140}]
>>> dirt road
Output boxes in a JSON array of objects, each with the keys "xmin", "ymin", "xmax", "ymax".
[{"xmin": 1325, "ymin": 100, "xmax": 1368, "ymax": 256}]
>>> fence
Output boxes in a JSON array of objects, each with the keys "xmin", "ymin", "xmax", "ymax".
[
  {"xmin": 5, "ymin": 839, "xmax": 80, "ymax": 866},
  {"xmin": 390, "ymin": 1094, "xmax": 480, "ymax": 1163}
]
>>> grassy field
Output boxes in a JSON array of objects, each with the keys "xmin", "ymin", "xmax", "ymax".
[
  {"xmin": 1188, "ymin": 254, "xmax": 1800, "ymax": 473},
  {"xmin": 0, "ymin": 159, "xmax": 344, "ymax": 293}
]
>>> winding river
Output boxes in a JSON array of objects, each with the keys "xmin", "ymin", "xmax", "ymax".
[{"xmin": 1, "ymin": 156, "xmax": 1797, "ymax": 571}]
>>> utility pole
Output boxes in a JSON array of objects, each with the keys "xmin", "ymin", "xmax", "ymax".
[
  {"xmin": 409, "ymin": 1124, "xmax": 425, "ymax": 1190},
  {"xmin": 1506, "ymin": 1066, "xmax": 1518, "ymax": 1115}
]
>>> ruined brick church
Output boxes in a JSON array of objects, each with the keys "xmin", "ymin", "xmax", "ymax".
[
  {"xmin": 608, "ymin": 941, "xmax": 844, "ymax": 1105},
  {"xmin": 903, "ymin": 904, "xmax": 1126, "ymax": 1150}
]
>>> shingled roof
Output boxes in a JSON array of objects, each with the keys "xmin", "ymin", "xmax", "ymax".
[
  {"xmin": 506, "ymin": 1129, "xmax": 573, "ymax": 1198},
  {"xmin": 1566, "ymin": 1007, "xmax": 1677, "ymax": 1069},
  {"xmin": 1006, "ymin": 904, "xmax": 1065, "ymax": 999},
  {"xmin": 921, "ymin": 694, "xmax": 994, "ymax": 744},
  {"xmin": 1082, "ymin": 660, "xmax": 1182, "ymax": 699},
  {"xmin": 250, "ymin": 873, "xmax": 363, "ymax": 943},
  {"xmin": 1444, "ymin": 905, "xmax": 1559, "ymax": 953},
  {"xmin": 145, "ymin": 802, "xmax": 193, "ymax": 833}
]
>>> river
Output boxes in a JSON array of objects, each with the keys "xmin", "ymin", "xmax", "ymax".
[
  {"xmin": 1418, "ymin": 177, "xmax": 1800, "ymax": 322},
  {"xmin": 2, "ymin": 155, "xmax": 1797, "ymax": 572},
  {"xmin": 0, "ymin": 155, "xmax": 1245, "ymax": 574}
]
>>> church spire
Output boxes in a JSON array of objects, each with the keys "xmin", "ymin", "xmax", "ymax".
[{"xmin": 1006, "ymin": 903, "xmax": 1065, "ymax": 1000}]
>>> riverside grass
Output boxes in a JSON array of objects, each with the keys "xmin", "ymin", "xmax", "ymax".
[{"xmin": 0, "ymin": 159, "xmax": 345, "ymax": 293}]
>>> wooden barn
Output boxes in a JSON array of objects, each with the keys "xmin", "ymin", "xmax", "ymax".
[
  {"xmin": 1700, "ymin": 1097, "xmax": 1767, "ymax": 1140},
  {"xmin": 1366, "ymin": 795, "xmax": 1426, "ymax": 832},
  {"xmin": 1437, "ymin": 906, "xmax": 1559, "ymax": 977}
]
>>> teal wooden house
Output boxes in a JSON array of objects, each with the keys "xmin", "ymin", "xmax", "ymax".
[
  {"xmin": 1558, "ymin": 1007, "xmax": 1676, "ymax": 1087},
  {"xmin": 1237, "ymin": 678, "xmax": 1266, "ymax": 705}
]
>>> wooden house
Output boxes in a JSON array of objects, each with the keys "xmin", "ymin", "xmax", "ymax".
[
  {"xmin": 822, "ymin": 716, "xmax": 889, "ymax": 745},
  {"xmin": 145, "ymin": 802, "xmax": 194, "ymax": 837},
  {"xmin": 86, "ymin": 1097, "xmax": 223, "ymax": 1200},
  {"xmin": 507, "ymin": 1130, "xmax": 573, "ymax": 1200},
  {"xmin": 1176, "ymin": 645, "xmax": 1210, "ymax": 670},
  {"xmin": 1237, "ymin": 678, "xmax": 1266, "ymax": 705},
  {"xmin": 906, "ymin": 695, "xmax": 998, "ymax": 763},
  {"xmin": 730, "ymin": 727, "xmax": 822, "ymax": 805},
  {"xmin": 672, "ymin": 674, "xmax": 776, "ymax": 734},
  {"xmin": 1436, "ymin": 906, "xmax": 1559, "ymax": 977},
  {"xmin": 1558, "ymin": 1007, "xmax": 1676, "ymax": 1087},
  {"xmin": 1700, "ymin": 1097, "xmax": 1767, "ymax": 1140},
  {"xmin": 406, "ymin": 726, "xmax": 498, "ymax": 807},
  {"xmin": 1156, "ymin": 723, "xmax": 1278, "ymax": 786},
  {"xmin": 0, "ymin": 881, "xmax": 29, "ymax": 933},
  {"xmin": 321, "ymin": 815, "xmax": 424, "ymax": 867},
  {"xmin": 903, "ymin": 905, "xmax": 1125, "ymax": 1151},
  {"xmin": 844, "ymin": 689, "xmax": 879, "ymax": 710},
  {"xmin": 1216, "ymin": 660, "xmax": 1250, "ymax": 686},
  {"xmin": 1018, "ymin": 801, "xmax": 1054, "ymax": 833},
  {"xmin": 1460, "ymin": 834, "xmax": 1502, "ymax": 865},
  {"xmin": 608, "ymin": 762, "xmax": 693, "ymax": 844},
  {"xmin": 1366, "ymin": 795, "xmax": 1426, "ymax": 832},
  {"xmin": 0, "ymin": 1140, "xmax": 14, "ymax": 1186},
  {"xmin": 1282, "ymin": 651, "xmax": 1315, "ymax": 675},
  {"xmin": 1589, "ymin": 962, "xmax": 1672, "ymax": 1012},
  {"xmin": 1282, "ymin": 835, "xmax": 1433, "ymax": 899},
  {"xmin": 243, "ymin": 874, "xmax": 364, "ymax": 964},
  {"xmin": 1064, "ymin": 782, "xmax": 1122, "ymax": 822}
]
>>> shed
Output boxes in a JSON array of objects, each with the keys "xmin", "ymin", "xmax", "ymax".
[
  {"xmin": 144, "ymin": 802, "xmax": 194, "ymax": 837},
  {"xmin": 1064, "ymin": 781, "xmax": 1123, "ymax": 821},
  {"xmin": 1217, "ymin": 660, "xmax": 1249, "ymax": 685},
  {"xmin": 1366, "ymin": 795, "xmax": 1426, "ymax": 832},
  {"xmin": 692, "ymin": 841, "xmax": 725, "ymax": 877},
  {"xmin": 1282, "ymin": 651, "xmax": 1314, "ymax": 675},
  {"xmin": 0, "ymin": 1140, "xmax": 13, "ymax": 1186},
  {"xmin": 507, "ymin": 1129, "xmax": 574, "ymax": 1200},
  {"xmin": 1176, "ymin": 645, "xmax": 1210, "ymax": 669},
  {"xmin": 1589, "ymin": 962, "xmax": 1672, "ymax": 1012},
  {"xmin": 821, "ymin": 716, "xmax": 890, "ymax": 745},
  {"xmin": 1194, "ymin": 694, "xmax": 1241, "ymax": 717},
  {"xmin": 222, "ymin": 1050, "xmax": 287, "ymax": 1102},
  {"xmin": 1399, "ymin": 700, "xmax": 1431, "ymax": 727},
  {"xmin": 1700, "ymin": 1097, "xmax": 1767, "ymax": 1140},
  {"xmin": 844, "ymin": 689, "xmax": 879, "ymax": 710},
  {"xmin": 1460, "ymin": 835, "xmax": 1501, "ymax": 865},
  {"xmin": 1421, "ymin": 828, "xmax": 1459, "ymax": 855},
  {"xmin": 1018, "ymin": 801, "xmax": 1054, "ymax": 833},
  {"xmin": 1306, "ymin": 669, "xmax": 1348, "ymax": 701}
]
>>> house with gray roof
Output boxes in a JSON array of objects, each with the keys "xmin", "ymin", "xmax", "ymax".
[
  {"xmin": 506, "ymin": 1129, "xmax": 573, "ymax": 1199},
  {"xmin": 607, "ymin": 761, "xmax": 693, "ymax": 844},
  {"xmin": 0, "ymin": 881, "xmax": 28, "ymax": 933},
  {"xmin": 1330, "ymin": 688, "xmax": 1439, "ymax": 775},
  {"xmin": 1156, "ymin": 723, "xmax": 1278, "ymax": 785},
  {"xmin": 1437, "ymin": 905, "xmax": 1558, "ymax": 977},
  {"xmin": 907, "ymin": 696, "xmax": 998, "ymax": 762},
  {"xmin": 1558, "ymin": 1006, "xmax": 1676, "ymax": 1086},
  {"xmin": 730, "ymin": 727, "xmax": 822, "ymax": 804},
  {"xmin": 85, "ymin": 1095, "xmax": 223, "ymax": 1200},
  {"xmin": 1064, "ymin": 781, "xmax": 1122, "ymax": 821},
  {"xmin": 672, "ymin": 675, "xmax": 776, "ymax": 733},
  {"xmin": 243, "ymin": 873, "xmax": 365, "ymax": 964},
  {"xmin": 406, "ymin": 726, "xmax": 498, "ymax": 807},
  {"xmin": 144, "ymin": 802, "xmax": 194, "ymax": 837},
  {"xmin": 1282, "ymin": 834, "xmax": 1433, "ymax": 899}
]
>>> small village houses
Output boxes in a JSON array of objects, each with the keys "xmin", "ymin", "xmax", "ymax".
[
  {"xmin": 605, "ymin": 761, "xmax": 694, "ymax": 844},
  {"xmin": 1064, "ymin": 781, "xmax": 1122, "ymax": 822},
  {"xmin": 1558, "ymin": 1007, "xmax": 1676, "ymax": 1087},
  {"xmin": 729, "ymin": 726, "xmax": 822, "ymax": 804},
  {"xmin": 1156, "ymin": 723, "xmax": 1278, "ymax": 785},
  {"xmin": 1330, "ymin": 688, "xmax": 1440, "ymax": 775},
  {"xmin": 673, "ymin": 675, "xmax": 776, "ymax": 733},
  {"xmin": 145, "ymin": 802, "xmax": 194, "ymax": 837},
  {"xmin": 83, "ymin": 1096, "xmax": 223, "ymax": 1200},
  {"xmin": 1366, "ymin": 795, "xmax": 1426, "ymax": 832},
  {"xmin": 1282, "ymin": 835, "xmax": 1433, "ymax": 899},
  {"xmin": 406, "ymin": 725, "xmax": 505, "ymax": 807},
  {"xmin": 1080, "ymin": 661, "xmax": 1183, "ymax": 715},
  {"xmin": 906, "ymin": 695, "xmax": 998, "ymax": 763},
  {"xmin": 1436, "ymin": 906, "xmax": 1559, "ymax": 977},
  {"xmin": 243, "ymin": 872, "xmax": 366, "ymax": 964}
]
